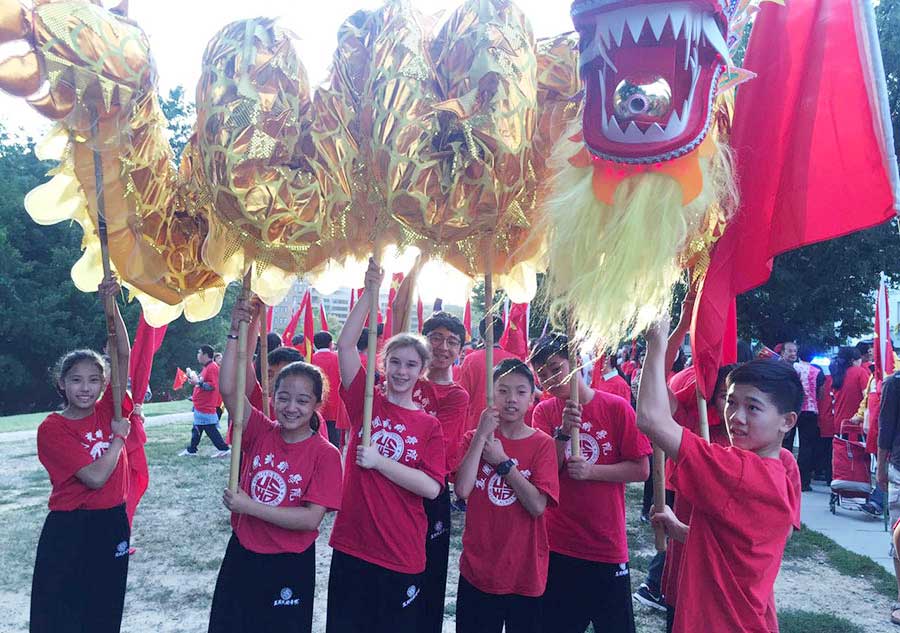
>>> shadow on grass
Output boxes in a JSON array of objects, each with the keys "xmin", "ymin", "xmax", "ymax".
[
  {"xmin": 778, "ymin": 609, "xmax": 865, "ymax": 633},
  {"xmin": 784, "ymin": 524, "xmax": 896, "ymax": 598}
]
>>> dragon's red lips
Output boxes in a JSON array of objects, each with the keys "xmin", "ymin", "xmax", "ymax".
[{"xmin": 573, "ymin": 1, "xmax": 732, "ymax": 163}]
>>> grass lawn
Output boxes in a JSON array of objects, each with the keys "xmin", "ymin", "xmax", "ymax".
[
  {"xmin": 0, "ymin": 399, "xmax": 193, "ymax": 433},
  {"xmin": 0, "ymin": 420, "xmax": 894, "ymax": 632}
]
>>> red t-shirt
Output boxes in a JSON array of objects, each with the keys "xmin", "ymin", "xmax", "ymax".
[
  {"xmin": 413, "ymin": 379, "xmax": 470, "ymax": 473},
  {"xmin": 669, "ymin": 431, "xmax": 793, "ymax": 633},
  {"xmin": 233, "ymin": 407, "xmax": 343, "ymax": 554},
  {"xmin": 458, "ymin": 428, "xmax": 560, "ymax": 597},
  {"xmin": 591, "ymin": 371, "xmax": 632, "ymax": 404},
  {"xmin": 329, "ymin": 367, "xmax": 446, "ymax": 574},
  {"xmin": 311, "ymin": 349, "xmax": 348, "ymax": 425},
  {"xmin": 532, "ymin": 392, "xmax": 651, "ymax": 563},
  {"xmin": 763, "ymin": 448, "xmax": 802, "ymax": 632},
  {"xmin": 458, "ymin": 347, "xmax": 517, "ymax": 432},
  {"xmin": 192, "ymin": 361, "xmax": 221, "ymax": 414},
  {"xmin": 833, "ymin": 365, "xmax": 870, "ymax": 427},
  {"xmin": 37, "ymin": 387, "xmax": 135, "ymax": 511}
]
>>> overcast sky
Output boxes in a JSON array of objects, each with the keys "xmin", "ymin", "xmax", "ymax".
[{"xmin": 1, "ymin": 0, "xmax": 575, "ymax": 136}]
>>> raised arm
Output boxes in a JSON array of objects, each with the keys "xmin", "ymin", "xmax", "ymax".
[
  {"xmin": 98, "ymin": 276, "xmax": 131, "ymax": 389},
  {"xmin": 664, "ymin": 288, "xmax": 695, "ymax": 373},
  {"xmin": 244, "ymin": 304, "xmax": 261, "ymax": 399},
  {"xmin": 220, "ymin": 295, "xmax": 255, "ymax": 431},
  {"xmin": 637, "ymin": 319, "xmax": 684, "ymax": 460},
  {"xmin": 337, "ymin": 258, "xmax": 383, "ymax": 388}
]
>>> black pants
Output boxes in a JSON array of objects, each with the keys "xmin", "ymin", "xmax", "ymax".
[
  {"xmin": 326, "ymin": 550, "xmax": 423, "ymax": 633},
  {"xmin": 666, "ymin": 605, "xmax": 675, "ymax": 633},
  {"xmin": 817, "ymin": 435, "xmax": 833, "ymax": 482},
  {"xmin": 209, "ymin": 534, "xmax": 314, "ymax": 633},
  {"xmin": 456, "ymin": 574, "xmax": 542, "ymax": 633},
  {"xmin": 796, "ymin": 412, "xmax": 820, "ymax": 487},
  {"xmin": 542, "ymin": 553, "xmax": 636, "ymax": 633},
  {"xmin": 31, "ymin": 504, "xmax": 130, "ymax": 633},
  {"xmin": 325, "ymin": 420, "xmax": 341, "ymax": 449},
  {"xmin": 189, "ymin": 423, "xmax": 229, "ymax": 452},
  {"xmin": 420, "ymin": 484, "xmax": 451, "ymax": 633}
]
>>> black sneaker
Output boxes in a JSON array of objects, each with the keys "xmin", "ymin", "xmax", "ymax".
[
  {"xmin": 861, "ymin": 501, "xmax": 883, "ymax": 518},
  {"xmin": 633, "ymin": 583, "xmax": 667, "ymax": 612}
]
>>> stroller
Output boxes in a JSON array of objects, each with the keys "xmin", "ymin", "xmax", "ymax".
[{"xmin": 829, "ymin": 419, "xmax": 872, "ymax": 515}]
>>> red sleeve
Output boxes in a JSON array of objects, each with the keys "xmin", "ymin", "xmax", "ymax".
[
  {"xmin": 458, "ymin": 355, "xmax": 477, "ymax": 399},
  {"xmin": 669, "ymin": 431, "xmax": 744, "ymax": 514},
  {"xmin": 202, "ymin": 362, "xmax": 220, "ymax": 390},
  {"xmin": 248, "ymin": 381, "xmax": 263, "ymax": 412},
  {"xmin": 339, "ymin": 366, "xmax": 366, "ymax": 427},
  {"xmin": 528, "ymin": 433, "xmax": 560, "ymax": 508},
  {"xmin": 437, "ymin": 387, "xmax": 469, "ymax": 429},
  {"xmin": 242, "ymin": 406, "xmax": 274, "ymax": 455},
  {"xmin": 454, "ymin": 429, "xmax": 477, "ymax": 472},
  {"xmin": 301, "ymin": 441, "xmax": 344, "ymax": 511},
  {"xmin": 37, "ymin": 417, "xmax": 92, "ymax": 484},
  {"xmin": 531, "ymin": 399, "xmax": 557, "ymax": 436},
  {"xmin": 418, "ymin": 417, "xmax": 447, "ymax": 485},
  {"xmin": 614, "ymin": 401, "xmax": 652, "ymax": 461}
]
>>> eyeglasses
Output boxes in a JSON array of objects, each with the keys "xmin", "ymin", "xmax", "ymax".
[{"xmin": 427, "ymin": 334, "xmax": 462, "ymax": 349}]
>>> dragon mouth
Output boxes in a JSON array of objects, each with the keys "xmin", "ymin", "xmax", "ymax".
[{"xmin": 575, "ymin": 2, "xmax": 732, "ymax": 163}]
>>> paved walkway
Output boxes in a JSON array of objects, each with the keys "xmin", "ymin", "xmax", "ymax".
[{"xmin": 801, "ymin": 481, "xmax": 894, "ymax": 572}]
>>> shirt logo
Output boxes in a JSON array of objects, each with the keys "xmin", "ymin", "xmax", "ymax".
[
  {"xmin": 487, "ymin": 472, "xmax": 518, "ymax": 507},
  {"xmin": 274, "ymin": 586, "xmax": 300, "ymax": 607},
  {"xmin": 564, "ymin": 433, "xmax": 601, "ymax": 465},
  {"xmin": 251, "ymin": 470, "xmax": 287, "ymax": 506},
  {"xmin": 402, "ymin": 585, "xmax": 420, "ymax": 608},
  {"xmin": 372, "ymin": 429, "xmax": 406, "ymax": 462}
]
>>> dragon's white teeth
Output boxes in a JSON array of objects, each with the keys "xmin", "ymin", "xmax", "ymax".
[
  {"xmin": 646, "ymin": 8, "xmax": 669, "ymax": 41},
  {"xmin": 668, "ymin": 7, "xmax": 687, "ymax": 40},
  {"xmin": 608, "ymin": 12, "xmax": 627, "ymax": 47},
  {"xmin": 625, "ymin": 13, "xmax": 646, "ymax": 43},
  {"xmin": 702, "ymin": 14, "xmax": 734, "ymax": 67}
]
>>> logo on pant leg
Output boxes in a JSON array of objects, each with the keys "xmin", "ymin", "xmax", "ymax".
[
  {"xmin": 615, "ymin": 563, "xmax": 629, "ymax": 578},
  {"xmin": 274, "ymin": 587, "xmax": 300, "ymax": 607},
  {"xmin": 402, "ymin": 584, "xmax": 420, "ymax": 608},
  {"xmin": 114, "ymin": 540, "xmax": 129, "ymax": 558}
]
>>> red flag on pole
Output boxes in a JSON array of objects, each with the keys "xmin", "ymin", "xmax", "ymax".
[
  {"xmin": 499, "ymin": 303, "xmax": 530, "ymax": 360},
  {"xmin": 319, "ymin": 301, "xmax": 329, "ymax": 332},
  {"xmin": 282, "ymin": 293, "xmax": 306, "ymax": 347},
  {"xmin": 129, "ymin": 313, "xmax": 167, "ymax": 404},
  {"xmin": 266, "ymin": 306, "xmax": 274, "ymax": 333},
  {"xmin": 416, "ymin": 296, "xmax": 424, "ymax": 333},
  {"xmin": 463, "ymin": 300, "xmax": 472, "ymax": 339},
  {"xmin": 385, "ymin": 273, "xmax": 404, "ymax": 337},
  {"xmin": 692, "ymin": 0, "xmax": 899, "ymax": 398},
  {"xmin": 301, "ymin": 291, "xmax": 315, "ymax": 360},
  {"xmin": 172, "ymin": 367, "xmax": 188, "ymax": 390},
  {"xmin": 875, "ymin": 272, "xmax": 895, "ymax": 382}
]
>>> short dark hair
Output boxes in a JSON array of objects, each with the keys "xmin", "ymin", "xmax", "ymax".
[
  {"xmin": 200, "ymin": 344, "xmax": 215, "ymax": 358},
  {"xmin": 273, "ymin": 361, "xmax": 326, "ymax": 432},
  {"xmin": 314, "ymin": 331, "xmax": 333, "ymax": 350},
  {"xmin": 377, "ymin": 323, "xmax": 384, "ymax": 336},
  {"xmin": 726, "ymin": 359, "xmax": 803, "ymax": 414},
  {"xmin": 493, "ymin": 358, "xmax": 535, "ymax": 390},
  {"xmin": 268, "ymin": 346, "xmax": 303, "ymax": 367},
  {"xmin": 422, "ymin": 311, "xmax": 467, "ymax": 343},
  {"xmin": 531, "ymin": 333, "xmax": 569, "ymax": 368},
  {"xmin": 856, "ymin": 341, "xmax": 872, "ymax": 355},
  {"xmin": 267, "ymin": 332, "xmax": 283, "ymax": 350},
  {"xmin": 291, "ymin": 334, "xmax": 304, "ymax": 346},
  {"xmin": 479, "ymin": 314, "xmax": 505, "ymax": 341},
  {"xmin": 798, "ymin": 344, "xmax": 817, "ymax": 363},
  {"xmin": 357, "ymin": 328, "xmax": 369, "ymax": 352}
]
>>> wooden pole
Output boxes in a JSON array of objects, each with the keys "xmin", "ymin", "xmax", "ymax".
[
  {"xmin": 484, "ymin": 248, "xmax": 495, "ymax": 408},
  {"xmin": 652, "ymin": 446, "xmax": 667, "ymax": 552},
  {"xmin": 88, "ymin": 107, "xmax": 123, "ymax": 421},
  {"xmin": 696, "ymin": 386, "xmax": 710, "ymax": 443},
  {"xmin": 259, "ymin": 302, "xmax": 269, "ymax": 417},
  {"xmin": 567, "ymin": 317, "xmax": 580, "ymax": 458},
  {"xmin": 362, "ymin": 242, "xmax": 383, "ymax": 447},
  {"xmin": 229, "ymin": 271, "xmax": 253, "ymax": 492}
]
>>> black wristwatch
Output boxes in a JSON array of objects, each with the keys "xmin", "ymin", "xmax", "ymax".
[
  {"xmin": 496, "ymin": 459, "xmax": 515, "ymax": 476},
  {"xmin": 554, "ymin": 428, "xmax": 571, "ymax": 442}
]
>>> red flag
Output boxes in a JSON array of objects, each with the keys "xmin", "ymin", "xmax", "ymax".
[
  {"xmin": 692, "ymin": 0, "xmax": 898, "ymax": 397},
  {"xmin": 875, "ymin": 272, "xmax": 895, "ymax": 382},
  {"xmin": 282, "ymin": 293, "xmax": 307, "ymax": 347},
  {"xmin": 385, "ymin": 273, "xmax": 404, "ymax": 337},
  {"xmin": 319, "ymin": 301, "xmax": 329, "ymax": 332},
  {"xmin": 499, "ymin": 302, "xmax": 530, "ymax": 360},
  {"xmin": 129, "ymin": 313, "xmax": 167, "ymax": 403},
  {"xmin": 416, "ymin": 296, "xmax": 424, "ymax": 333},
  {"xmin": 463, "ymin": 300, "xmax": 472, "ymax": 339},
  {"xmin": 172, "ymin": 367, "xmax": 188, "ymax": 390},
  {"xmin": 301, "ymin": 290, "xmax": 315, "ymax": 359}
]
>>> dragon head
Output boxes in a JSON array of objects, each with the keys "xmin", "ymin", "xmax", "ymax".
[{"xmin": 572, "ymin": 0, "xmax": 740, "ymax": 164}]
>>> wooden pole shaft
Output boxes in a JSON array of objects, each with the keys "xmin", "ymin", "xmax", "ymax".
[
  {"xmin": 652, "ymin": 445, "xmax": 668, "ymax": 552},
  {"xmin": 259, "ymin": 302, "xmax": 269, "ymax": 417},
  {"xmin": 88, "ymin": 108, "xmax": 123, "ymax": 421},
  {"xmin": 362, "ymin": 243, "xmax": 383, "ymax": 447},
  {"xmin": 484, "ymin": 250, "xmax": 494, "ymax": 408},
  {"xmin": 567, "ymin": 317, "xmax": 580, "ymax": 458},
  {"xmin": 229, "ymin": 272, "xmax": 253, "ymax": 492}
]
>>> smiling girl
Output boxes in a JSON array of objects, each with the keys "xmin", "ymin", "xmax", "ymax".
[
  {"xmin": 326, "ymin": 259, "xmax": 446, "ymax": 633},
  {"xmin": 32, "ymin": 277, "xmax": 134, "ymax": 633},
  {"xmin": 209, "ymin": 296, "xmax": 343, "ymax": 633}
]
